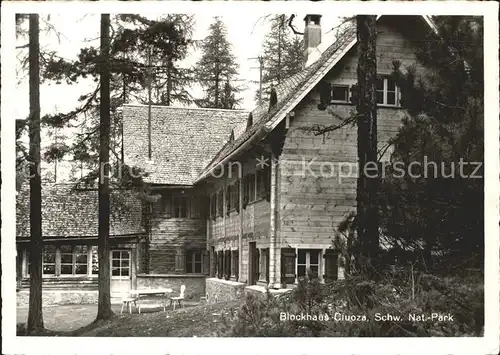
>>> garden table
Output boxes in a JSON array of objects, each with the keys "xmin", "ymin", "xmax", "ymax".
[{"xmin": 130, "ymin": 288, "xmax": 173, "ymax": 313}]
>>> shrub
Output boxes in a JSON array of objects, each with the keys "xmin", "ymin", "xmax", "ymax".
[{"xmin": 222, "ymin": 273, "xmax": 483, "ymax": 337}]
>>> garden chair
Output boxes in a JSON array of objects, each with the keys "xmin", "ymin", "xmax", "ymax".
[
  {"xmin": 170, "ymin": 285, "xmax": 185, "ymax": 310},
  {"xmin": 200, "ymin": 292, "xmax": 209, "ymax": 304},
  {"xmin": 120, "ymin": 292, "xmax": 138, "ymax": 314}
]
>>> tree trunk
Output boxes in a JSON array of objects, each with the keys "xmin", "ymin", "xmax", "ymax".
[
  {"xmin": 277, "ymin": 15, "xmax": 283, "ymax": 85},
  {"xmin": 166, "ymin": 58, "xmax": 172, "ymax": 106},
  {"xmin": 214, "ymin": 66, "xmax": 220, "ymax": 108},
  {"xmin": 355, "ymin": 15, "xmax": 379, "ymax": 272},
  {"xmin": 96, "ymin": 13, "xmax": 113, "ymax": 321},
  {"xmin": 27, "ymin": 13, "xmax": 44, "ymax": 334}
]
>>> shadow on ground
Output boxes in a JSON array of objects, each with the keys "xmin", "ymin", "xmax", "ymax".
[{"xmin": 17, "ymin": 300, "xmax": 242, "ymax": 337}]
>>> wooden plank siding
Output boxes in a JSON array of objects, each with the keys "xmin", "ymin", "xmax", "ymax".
[
  {"xmin": 148, "ymin": 188, "xmax": 207, "ymax": 274},
  {"xmin": 278, "ymin": 20, "xmax": 425, "ymax": 249},
  {"xmin": 206, "ymin": 154, "xmax": 271, "ymax": 283}
]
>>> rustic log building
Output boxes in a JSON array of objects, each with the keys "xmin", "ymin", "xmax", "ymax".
[{"xmin": 16, "ymin": 15, "xmax": 434, "ymax": 305}]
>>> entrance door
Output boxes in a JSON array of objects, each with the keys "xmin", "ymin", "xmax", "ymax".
[{"xmin": 110, "ymin": 250, "xmax": 131, "ymax": 297}]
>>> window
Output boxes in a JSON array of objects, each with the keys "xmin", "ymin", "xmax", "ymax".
[
  {"xmin": 74, "ymin": 245, "xmax": 88, "ymax": 275},
  {"xmin": 91, "ymin": 246, "xmax": 99, "ymax": 275},
  {"xmin": 60, "ymin": 245, "xmax": 73, "ymax": 275},
  {"xmin": 172, "ymin": 195, "xmax": 188, "ymax": 218},
  {"xmin": 25, "ymin": 244, "xmax": 95, "ymax": 277},
  {"xmin": 297, "ymin": 249, "xmax": 320, "ymax": 279},
  {"xmin": 187, "ymin": 250, "xmax": 203, "ymax": 274},
  {"xmin": 226, "ymin": 182, "xmax": 240, "ymax": 213},
  {"xmin": 376, "ymin": 76, "xmax": 399, "ymax": 106},
  {"xmin": 111, "ymin": 250, "xmax": 130, "ymax": 277},
  {"xmin": 244, "ymin": 173, "xmax": 256, "ymax": 204},
  {"xmin": 331, "ymin": 85, "xmax": 350, "ymax": 102},
  {"xmin": 43, "ymin": 245, "xmax": 56, "ymax": 275}
]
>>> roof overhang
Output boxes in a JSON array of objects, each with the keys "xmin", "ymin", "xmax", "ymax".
[
  {"xmin": 194, "ymin": 125, "xmax": 270, "ymax": 183},
  {"xmin": 193, "ymin": 15, "xmax": 437, "ymax": 185}
]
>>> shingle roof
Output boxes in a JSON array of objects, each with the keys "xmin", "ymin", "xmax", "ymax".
[
  {"xmin": 122, "ymin": 105, "xmax": 249, "ymax": 185},
  {"xmin": 16, "ymin": 183, "xmax": 145, "ymax": 239},
  {"xmin": 196, "ymin": 26, "xmax": 357, "ymax": 180}
]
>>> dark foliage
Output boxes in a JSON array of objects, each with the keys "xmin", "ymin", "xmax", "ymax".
[
  {"xmin": 193, "ymin": 17, "xmax": 242, "ymax": 109},
  {"xmin": 378, "ymin": 16, "xmax": 484, "ymax": 272}
]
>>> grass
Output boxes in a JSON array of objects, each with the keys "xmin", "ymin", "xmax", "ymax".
[
  {"xmin": 17, "ymin": 300, "xmax": 244, "ymax": 337},
  {"xmin": 79, "ymin": 301, "xmax": 243, "ymax": 337}
]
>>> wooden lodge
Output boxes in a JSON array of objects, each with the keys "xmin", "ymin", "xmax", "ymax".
[{"xmin": 16, "ymin": 15, "xmax": 434, "ymax": 305}]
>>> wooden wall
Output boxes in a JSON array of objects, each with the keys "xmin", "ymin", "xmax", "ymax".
[
  {"xmin": 148, "ymin": 188, "xmax": 207, "ymax": 274},
  {"xmin": 206, "ymin": 156, "xmax": 271, "ymax": 283},
  {"xmin": 278, "ymin": 19, "xmax": 425, "ymax": 249}
]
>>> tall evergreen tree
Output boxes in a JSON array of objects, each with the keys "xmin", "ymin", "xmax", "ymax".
[
  {"xmin": 262, "ymin": 15, "xmax": 304, "ymax": 83},
  {"xmin": 355, "ymin": 15, "xmax": 379, "ymax": 271},
  {"xmin": 95, "ymin": 13, "xmax": 113, "ymax": 321},
  {"xmin": 379, "ymin": 16, "xmax": 484, "ymax": 272},
  {"xmin": 194, "ymin": 17, "xmax": 241, "ymax": 109},
  {"xmin": 39, "ymin": 14, "xmax": 195, "ymax": 176},
  {"xmin": 258, "ymin": 15, "xmax": 304, "ymax": 103},
  {"xmin": 27, "ymin": 13, "xmax": 44, "ymax": 334}
]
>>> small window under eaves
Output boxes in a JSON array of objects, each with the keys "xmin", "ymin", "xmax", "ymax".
[{"xmin": 331, "ymin": 85, "xmax": 350, "ymax": 103}]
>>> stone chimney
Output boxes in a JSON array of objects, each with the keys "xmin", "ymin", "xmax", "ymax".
[{"xmin": 303, "ymin": 15, "xmax": 322, "ymax": 67}]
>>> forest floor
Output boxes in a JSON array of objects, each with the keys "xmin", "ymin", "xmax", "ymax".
[{"xmin": 17, "ymin": 300, "xmax": 243, "ymax": 336}]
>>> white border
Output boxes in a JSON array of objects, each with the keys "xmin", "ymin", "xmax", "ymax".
[{"xmin": 2, "ymin": 1, "xmax": 499, "ymax": 355}]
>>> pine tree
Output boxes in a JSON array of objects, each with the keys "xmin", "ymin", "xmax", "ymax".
[
  {"xmin": 27, "ymin": 13, "xmax": 44, "ymax": 334},
  {"xmin": 39, "ymin": 14, "xmax": 195, "ymax": 176},
  {"xmin": 194, "ymin": 17, "xmax": 241, "ymax": 109},
  {"xmin": 258, "ymin": 15, "xmax": 304, "ymax": 103},
  {"xmin": 95, "ymin": 13, "xmax": 113, "ymax": 321},
  {"xmin": 379, "ymin": 16, "xmax": 484, "ymax": 272},
  {"xmin": 355, "ymin": 15, "xmax": 379, "ymax": 272}
]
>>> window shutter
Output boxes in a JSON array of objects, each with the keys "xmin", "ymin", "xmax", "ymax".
[
  {"xmin": 264, "ymin": 166, "xmax": 271, "ymax": 202},
  {"xmin": 224, "ymin": 250, "xmax": 231, "ymax": 280},
  {"xmin": 174, "ymin": 247, "xmax": 186, "ymax": 273},
  {"xmin": 235, "ymin": 180, "xmax": 240, "ymax": 213},
  {"xmin": 256, "ymin": 170, "xmax": 263, "ymax": 198},
  {"xmin": 217, "ymin": 251, "xmax": 223, "ymax": 278},
  {"xmin": 281, "ymin": 248, "xmax": 296, "ymax": 285},
  {"xmin": 323, "ymin": 249, "xmax": 339, "ymax": 282},
  {"xmin": 212, "ymin": 193, "xmax": 217, "ymax": 220},
  {"xmin": 242, "ymin": 175, "xmax": 249, "ymax": 209},
  {"xmin": 203, "ymin": 250, "xmax": 210, "ymax": 276},
  {"xmin": 234, "ymin": 251, "xmax": 239, "ymax": 281},
  {"xmin": 226, "ymin": 186, "xmax": 231, "ymax": 216},
  {"xmin": 217, "ymin": 191, "xmax": 223, "ymax": 217},
  {"xmin": 214, "ymin": 251, "xmax": 218, "ymax": 277},
  {"xmin": 266, "ymin": 249, "xmax": 270, "ymax": 282}
]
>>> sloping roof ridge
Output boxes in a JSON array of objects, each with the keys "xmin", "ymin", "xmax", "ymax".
[
  {"xmin": 194, "ymin": 27, "xmax": 357, "ymax": 183},
  {"xmin": 122, "ymin": 103, "xmax": 249, "ymax": 113},
  {"xmin": 194, "ymin": 15, "xmax": 436, "ymax": 183}
]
